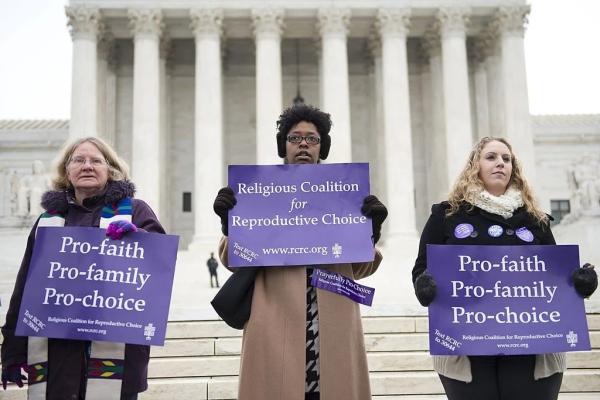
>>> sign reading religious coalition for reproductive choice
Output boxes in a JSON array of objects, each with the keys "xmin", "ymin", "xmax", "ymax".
[
  {"xmin": 427, "ymin": 244, "xmax": 591, "ymax": 356},
  {"xmin": 15, "ymin": 227, "xmax": 179, "ymax": 346},
  {"xmin": 227, "ymin": 163, "xmax": 373, "ymax": 267}
]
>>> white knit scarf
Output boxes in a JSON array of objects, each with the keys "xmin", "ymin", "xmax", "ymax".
[{"xmin": 471, "ymin": 187, "xmax": 524, "ymax": 219}]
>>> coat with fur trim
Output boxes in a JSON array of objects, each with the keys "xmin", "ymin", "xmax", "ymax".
[
  {"xmin": 1, "ymin": 180, "xmax": 165, "ymax": 399},
  {"xmin": 219, "ymin": 236, "xmax": 382, "ymax": 400}
]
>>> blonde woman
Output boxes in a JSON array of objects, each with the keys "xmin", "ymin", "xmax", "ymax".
[{"xmin": 412, "ymin": 136, "xmax": 597, "ymax": 400}]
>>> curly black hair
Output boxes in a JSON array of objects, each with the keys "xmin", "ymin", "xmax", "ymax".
[{"xmin": 276, "ymin": 104, "xmax": 332, "ymax": 160}]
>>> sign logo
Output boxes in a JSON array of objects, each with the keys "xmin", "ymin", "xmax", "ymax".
[
  {"xmin": 332, "ymin": 243, "xmax": 343, "ymax": 258},
  {"xmin": 144, "ymin": 323, "xmax": 156, "ymax": 341},
  {"xmin": 566, "ymin": 330, "xmax": 578, "ymax": 347}
]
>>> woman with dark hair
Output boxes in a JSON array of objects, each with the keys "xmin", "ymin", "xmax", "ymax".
[
  {"xmin": 412, "ymin": 136, "xmax": 597, "ymax": 400},
  {"xmin": 213, "ymin": 104, "xmax": 388, "ymax": 400},
  {"xmin": 1, "ymin": 137, "xmax": 165, "ymax": 400}
]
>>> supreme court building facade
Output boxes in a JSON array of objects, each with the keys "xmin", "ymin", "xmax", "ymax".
[{"xmin": 7, "ymin": 0, "xmax": 599, "ymax": 252}]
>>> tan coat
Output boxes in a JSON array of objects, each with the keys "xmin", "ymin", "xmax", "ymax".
[{"xmin": 219, "ymin": 237, "xmax": 382, "ymax": 400}]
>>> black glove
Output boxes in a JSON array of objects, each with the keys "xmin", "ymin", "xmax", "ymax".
[
  {"xmin": 573, "ymin": 263, "xmax": 598, "ymax": 298},
  {"xmin": 361, "ymin": 195, "xmax": 388, "ymax": 244},
  {"xmin": 213, "ymin": 187, "xmax": 236, "ymax": 236},
  {"xmin": 415, "ymin": 272, "xmax": 437, "ymax": 307},
  {"xmin": 2, "ymin": 364, "xmax": 27, "ymax": 390}
]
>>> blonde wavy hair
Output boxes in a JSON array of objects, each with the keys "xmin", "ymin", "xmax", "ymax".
[
  {"xmin": 52, "ymin": 137, "xmax": 130, "ymax": 191},
  {"xmin": 447, "ymin": 136, "xmax": 549, "ymax": 225}
]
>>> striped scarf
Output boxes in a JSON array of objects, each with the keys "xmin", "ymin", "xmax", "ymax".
[{"xmin": 28, "ymin": 198, "xmax": 132, "ymax": 400}]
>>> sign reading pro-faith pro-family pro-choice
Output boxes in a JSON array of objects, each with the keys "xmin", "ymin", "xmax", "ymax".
[
  {"xmin": 427, "ymin": 244, "xmax": 590, "ymax": 356},
  {"xmin": 16, "ymin": 227, "xmax": 179, "ymax": 346},
  {"xmin": 227, "ymin": 163, "xmax": 373, "ymax": 267}
]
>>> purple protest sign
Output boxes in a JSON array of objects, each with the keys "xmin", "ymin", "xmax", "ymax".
[
  {"xmin": 311, "ymin": 268, "xmax": 375, "ymax": 306},
  {"xmin": 228, "ymin": 163, "xmax": 373, "ymax": 267},
  {"xmin": 16, "ymin": 227, "xmax": 179, "ymax": 346},
  {"xmin": 427, "ymin": 244, "xmax": 591, "ymax": 356}
]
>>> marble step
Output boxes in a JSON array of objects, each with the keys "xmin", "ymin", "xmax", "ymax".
[
  {"xmin": 138, "ymin": 368, "xmax": 600, "ymax": 399},
  {"xmin": 151, "ymin": 333, "xmax": 430, "ymax": 358},
  {"xmin": 147, "ymin": 349, "xmax": 600, "ymax": 379},
  {"xmin": 375, "ymin": 396, "xmax": 600, "ymax": 400},
  {"xmin": 4, "ymin": 382, "xmax": 599, "ymax": 400},
  {"xmin": 3, "ymin": 362, "xmax": 600, "ymax": 400},
  {"xmin": 147, "ymin": 351, "xmax": 434, "ymax": 378},
  {"xmin": 162, "ymin": 316, "xmax": 430, "ymax": 339},
  {"xmin": 161, "ymin": 314, "xmax": 600, "ymax": 339},
  {"xmin": 152, "ymin": 330, "xmax": 600, "ymax": 358}
]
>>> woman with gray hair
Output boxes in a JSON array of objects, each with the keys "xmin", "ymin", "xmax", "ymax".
[{"xmin": 1, "ymin": 137, "xmax": 165, "ymax": 400}]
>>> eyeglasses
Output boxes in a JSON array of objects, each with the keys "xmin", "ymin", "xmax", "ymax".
[
  {"xmin": 286, "ymin": 135, "xmax": 321, "ymax": 145},
  {"xmin": 69, "ymin": 156, "xmax": 107, "ymax": 168}
]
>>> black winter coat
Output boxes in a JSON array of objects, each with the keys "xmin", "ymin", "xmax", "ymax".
[
  {"xmin": 1, "ymin": 181, "xmax": 165, "ymax": 399},
  {"xmin": 412, "ymin": 201, "xmax": 555, "ymax": 283}
]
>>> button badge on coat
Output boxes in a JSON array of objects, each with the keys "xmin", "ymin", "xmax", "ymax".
[
  {"xmin": 488, "ymin": 225, "xmax": 503, "ymax": 237},
  {"xmin": 454, "ymin": 223, "xmax": 474, "ymax": 239},
  {"xmin": 516, "ymin": 227, "xmax": 534, "ymax": 242}
]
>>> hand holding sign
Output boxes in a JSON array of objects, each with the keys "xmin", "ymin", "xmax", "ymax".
[
  {"xmin": 361, "ymin": 195, "xmax": 388, "ymax": 244},
  {"xmin": 414, "ymin": 272, "xmax": 437, "ymax": 307},
  {"xmin": 1, "ymin": 364, "xmax": 27, "ymax": 390},
  {"xmin": 572, "ymin": 263, "xmax": 598, "ymax": 298},
  {"xmin": 213, "ymin": 187, "xmax": 236, "ymax": 236},
  {"xmin": 106, "ymin": 220, "xmax": 138, "ymax": 240}
]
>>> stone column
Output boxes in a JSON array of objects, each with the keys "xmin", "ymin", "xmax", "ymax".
[
  {"xmin": 159, "ymin": 36, "xmax": 172, "ymax": 231},
  {"xmin": 128, "ymin": 9, "xmax": 163, "ymax": 215},
  {"xmin": 317, "ymin": 8, "xmax": 352, "ymax": 162},
  {"xmin": 482, "ymin": 24, "xmax": 505, "ymax": 138},
  {"xmin": 496, "ymin": 6, "xmax": 536, "ymax": 177},
  {"xmin": 189, "ymin": 8, "xmax": 224, "ymax": 252},
  {"xmin": 422, "ymin": 29, "xmax": 448, "ymax": 204},
  {"xmin": 97, "ymin": 31, "xmax": 116, "ymax": 145},
  {"xmin": 252, "ymin": 8, "xmax": 284, "ymax": 164},
  {"xmin": 104, "ymin": 37, "xmax": 119, "ymax": 148},
  {"xmin": 470, "ymin": 37, "xmax": 491, "ymax": 138},
  {"xmin": 438, "ymin": 7, "xmax": 473, "ymax": 185},
  {"xmin": 314, "ymin": 37, "xmax": 324, "ymax": 108},
  {"xmin": 367, "ymin": 34, "xmax": 385, "ymax": 201},
  {"xmin": 66, "ymin": 6, "xmax": 101, "ymax": 139},
  {"xmin": 376, "ymin": 8, "xmax": 416, "ymax": 238}
]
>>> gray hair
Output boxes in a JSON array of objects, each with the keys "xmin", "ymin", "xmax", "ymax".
[{"xmin": 52, "ymin": 137, "xmax": 130, "ymax": 190}]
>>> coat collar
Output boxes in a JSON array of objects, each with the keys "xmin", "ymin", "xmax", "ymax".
[{"xmin": 41, "ymin": 180, "xmax": 135, "ymax": 214}]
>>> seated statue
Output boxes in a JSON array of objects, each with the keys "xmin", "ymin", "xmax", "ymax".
[
  {"xmin": 16, "ymin": 160, "xmax": 50, "ymax": 217},
  {"xmin": 563, "ymin": 154, "xmax": 600, "ymax": 224}
]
